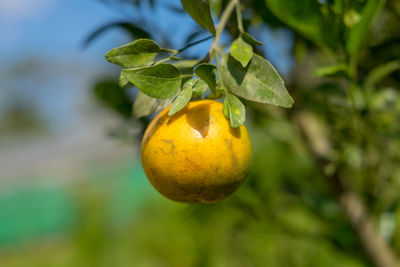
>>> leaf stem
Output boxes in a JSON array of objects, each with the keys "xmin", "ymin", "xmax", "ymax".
[{"xmin": 209, "ymin": 0, "xmax": 238, "ymax": 55}]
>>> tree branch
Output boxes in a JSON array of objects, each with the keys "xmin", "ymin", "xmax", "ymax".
[{"xmin": 292, "ymin": 111, "xmax": 399, "ymax": 267}]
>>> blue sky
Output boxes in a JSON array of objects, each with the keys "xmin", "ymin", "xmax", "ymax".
[
  {"xmin": 0, "ymin": 0, "xmax": 129, "ymax": 63},
  {"xmin": 0, "ymin": 0, "xmax": 209, "ymax": 63}
]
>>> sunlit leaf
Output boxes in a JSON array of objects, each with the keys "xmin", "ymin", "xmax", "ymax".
[
  {"xmin": 105, "ymin": 39, "xmax": 160, "ymax": 68},
  {"xmin": 192, "ymin": 79, "xmax": 208, "ymax": 98},
  {"xmin": 219, "ymin": 54, "xmax": 294, "ymax": 108},
  {"xmin": 230, "ymin": 37, "xmax": 253, "ymax": 68},
  {"xmin": 168, "ymin": 79, "xmax": 194, "ymax": 116},
  {"xmin": 119, "ymin": 72, "xmax": 130, "ymax": 88},
  {"xmin": 223, "ymin": 94, "xmax": 246, "ymax": 128},
  {"xmin": 122, "ymin": 64, "xmax": 182, "ymax": 99}
]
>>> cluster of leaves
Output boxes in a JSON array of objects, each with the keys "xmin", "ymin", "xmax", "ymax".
[{"xmin": 104, "ymin": 0, "xmax": 294, "ymax": 128}]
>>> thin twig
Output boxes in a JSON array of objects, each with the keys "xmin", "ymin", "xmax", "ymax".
[
  {"xmin": 209, "ymin": 0, "xmax": 238, "ymax": 55},
  {"xmin": 177, "ymin": 36, "xmax": 214, "ymax": 54}
]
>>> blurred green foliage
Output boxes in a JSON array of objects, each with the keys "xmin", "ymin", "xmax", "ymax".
[{"xmin": 0, "ymin": 130, "xmax": 370, "ymax": 266}]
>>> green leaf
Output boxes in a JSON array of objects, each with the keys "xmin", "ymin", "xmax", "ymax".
[
  {"xmin": 264, "ymin": 0, "xmax": 337, "ymax": 49},
  {"xmin": 242, "ymin": 32, "xmax": 264, "ymax": 46},
  {"xmin": 93, "ymin": 80, "xmax": 132, "ymax": 118},
  {"xmin": 133, "ymin": 91, "xmax": 172, "ymax": 119},
  {"xmin": 180, "ymin": 0, "xmax": 216, "ymax": 36},
  {"xmin": 230, "ymin": 37, "xmax": 253, "ymax": 68},
  {"xmin": 194, "ymin": 63, "xmax": 217, "ymax": 95},
  {"xmin": 346, "ymin": 0, "xmax": 385, "ymax": 55},
  {"xmin": 223, "ymin": 94, "xmax": 246, "ymax": 128},
  {"xmin": 314, "ymin": 63, "xmax": 348, "ymax": 78},
  {"xmin": 122, "ymin": 64, "xmax": 182, "ymax": 99},
  {"xmin": 105, "ymin": 39, "xmax": 160, "ymax": 68},
  {"xmin": 219, "ymin": 54, "xmax": 294, "ymax": 108},
  {"xmin": 192, "ymin": 79, "xmax": 208, "ymax": 98},
  {"xmin": 173, "ymin": 59, "xmax": 199, "ymax": 69},
  {"xmin": 119, "ymin": 72, "xmax": 130, "ymax": 88},
  {"xmin": 168, "ymin": 79, "xmax": 194, "ymax": 116},
  {"xmin": 173, "ymin": 59, "xmax": 200, "ymax": 75}
]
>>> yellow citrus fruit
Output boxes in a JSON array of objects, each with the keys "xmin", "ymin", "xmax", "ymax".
[{"xmin": 141, "ymin": 99, "xmax": 252, "ymax": 203}]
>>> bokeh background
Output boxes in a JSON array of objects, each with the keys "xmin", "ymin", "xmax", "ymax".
[{"xmin": 1, "ymin": 0, "xmax": 400, "ymax": 266}]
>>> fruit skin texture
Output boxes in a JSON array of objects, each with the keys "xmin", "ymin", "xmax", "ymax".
[{"xmin": 141, "ymin": 99, "xmax": 253, "ymax": 203}]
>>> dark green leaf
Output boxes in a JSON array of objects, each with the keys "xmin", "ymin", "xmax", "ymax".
[
  {"xmin": 192, "ymin": 79, "xmax": 208, "ymax": 98},
  {"xmin": 223, "ymin": 94, "xmax": 246, "ymax": 128},
  {"xmin": 346, "ymin": 0, "xmax": 385, "ymax": 55},
  {"xmin": 119, "ymin": 72, "xmax": 130, "ymax": 88},
  {"xmin": 105, "ymin": 39, "xmax": 160, "ymax": 68},
  {"xmin": 168, "ymin": 79, "xmax": 194, "ymax": 116},
  {"xmin": 230, "ymin": 37, "xmax": 253, "ymax": 68},
  {"xmin": 219, "ymin": 54, "xmax": 294, "ymax": 108},
  {"xmin": 194, "ymin": 63, "xmax": 217, "ymax": 95},
  {"xmin": 133, "ymin": 91, "xmax": 172, "ymax": 119},
  {"xmin": 242, "ymin": 32, "xmax": 264, "ymax": 46},
  {"xmin": 93, "ymin": 80, "xmax": 132, "ymax": 118},
  {"xmin": 122, "ymin": 64, "xmax": 182, "ymax": 99},
  {"xmin": 83, "ymin": 21, "xmax": 151, "ymax": 49},
  {"xmin": 180, "ymin": 0, "xmax": 216, "ymax": 36},
  {"xmin": 264, "ymin": 0, "xmax": 337, "ymax": 49}
]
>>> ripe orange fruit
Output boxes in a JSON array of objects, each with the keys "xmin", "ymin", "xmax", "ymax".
[{"xmin": 141, "ymin": 99, "xmax": 252, "ymax": 203}]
